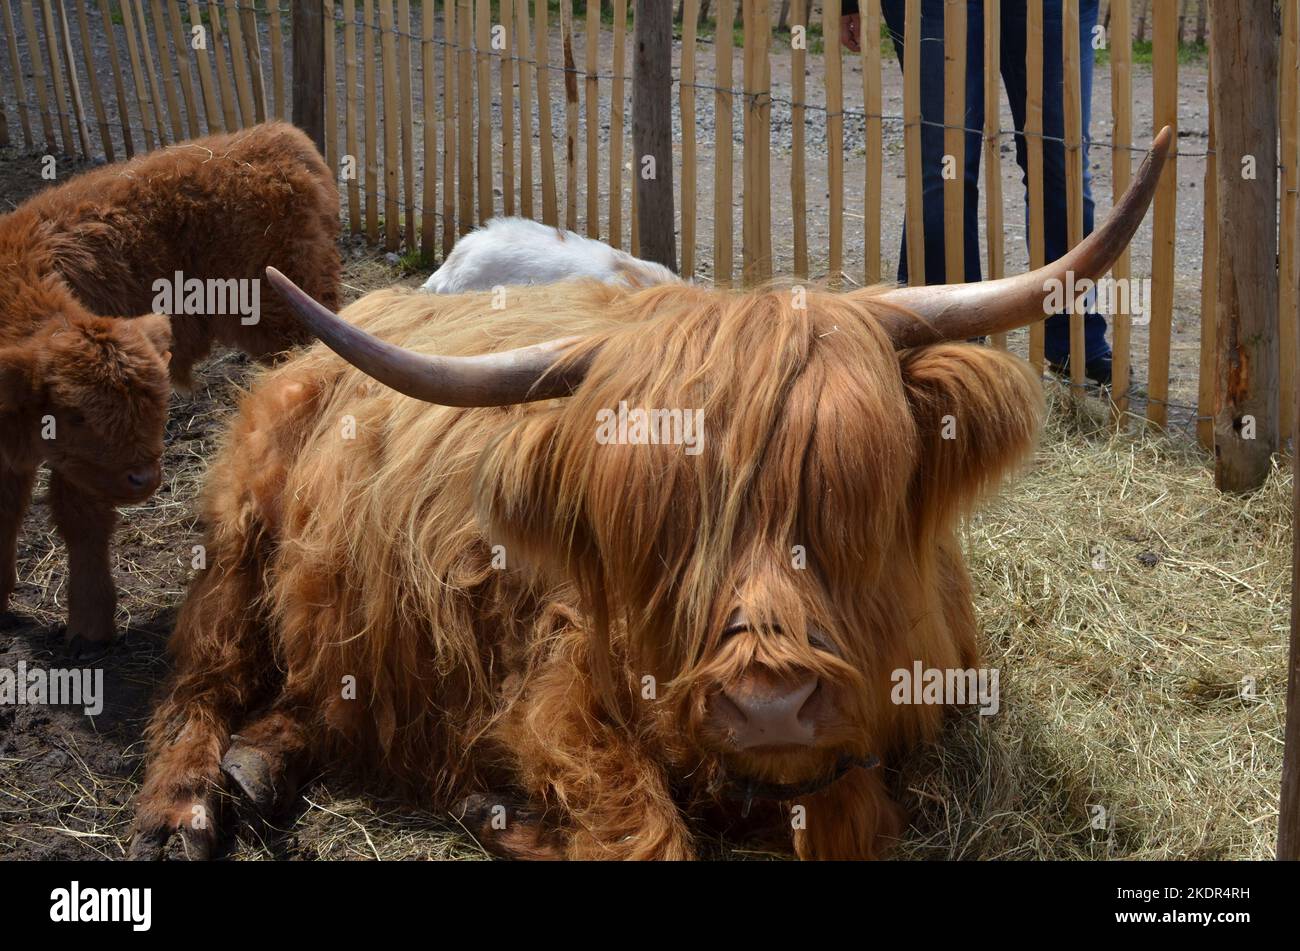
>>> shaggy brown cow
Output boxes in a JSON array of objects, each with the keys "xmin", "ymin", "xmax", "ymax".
[
  {"xmin": 131, "ymin": 131, "xmax": 1171, "ymax": 860},
  {"xmin": 0, "ymin": 123, "xmax": 339, "ymax": 651}
]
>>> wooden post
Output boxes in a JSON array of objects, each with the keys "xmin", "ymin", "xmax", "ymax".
[
  {"xmin": 1210, "ymin": 0, "xmax": 1278, "ymax": 492},
  {"xmin": 862, "ymin": 0, "xmax": 881, "ymax": 286},
  {"xmin": 632, "ymin": 0, "xmax": 677, "ymax": 271},
  {"xmin": 536, "ymin": 0, "xmax": 560, "ymax": 228},
  {"xmin": 294, "ymin": 0, "xmax": 327, "ymax": 154},
  {"xmin": 1283, "ymin": 425, "xmax": 1300, "ymax": 858},
  {"xmin": 902, "ymin": 0, "xmax": 924, "ymax": 286},
  {"xmin": 942, "ymin": 0, "xmax": 964, "ymax": 286},
  {"xmin": 609, "ymin": 0, "xmax": 627, "ymax": 246},
  {"xmin": 680, "ymin": 0, "xmax": 699, "ymax": 273},
  {"xmin": 791, "ymin": 0, "xmax": 807, "ymax": 279},
  {"xmin": 517, "ymin": 0, "xmax": 536, "ymax": 223},
  {"xmin": 3, "ymin": 0, "xmax": 33, "ymax": 149},
  {"xmin": 1025, "ymin": 0, "xmax": 1045, "ymax": 368},
  {"xmin": 1280, "ymin": 0, "xmax": 1299, "ymax": 443},
  {"xmin": 1196, "ymin": 47, "xmax": 1218, "ymax": 447}
]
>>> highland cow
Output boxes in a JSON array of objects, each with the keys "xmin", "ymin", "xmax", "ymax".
[
  {"xmin": 0, "ymin": 122, "xmax": 340, "ymax": 652},
  {"xmin": 422, "ymin": 217, "xmax": 681, "ymax": 294},
  {"xmin": 131, "ymin": 132, "xmax": 1171, "ymax": 860}
]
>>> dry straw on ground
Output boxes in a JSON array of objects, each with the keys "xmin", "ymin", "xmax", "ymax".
[{"xmin": 2, "ymin": 357, "xmax": 1288, "ymax": 860}]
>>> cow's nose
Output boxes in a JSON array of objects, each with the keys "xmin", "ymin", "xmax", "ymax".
[
  {"xmin": 125, "ymin": 464, "xmax": 161, "ymax": 495},
  {"xmin": 717, "ymin": 672, "xmax": 820, "ymax": 749}
]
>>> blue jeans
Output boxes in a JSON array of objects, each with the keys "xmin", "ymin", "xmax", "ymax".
[{"xmin": 878, "ymin": 0, "xmax": 1107, "ymax": 364}]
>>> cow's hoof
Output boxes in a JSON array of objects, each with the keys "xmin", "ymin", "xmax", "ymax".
[
  {"xmin": 64, "ymin": 634, "xmax": 112, "ymax": 662},
  {"xmin": 220, "ymin": 740, "xmax": 278, "ymax": 815},
  {"xmin": 127, "ymin": 822, "xmax": 214, "ymax": 861}
]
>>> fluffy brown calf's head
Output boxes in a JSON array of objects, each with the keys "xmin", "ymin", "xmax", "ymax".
[
  {"xmin": 473, "ymin": 285, "xmax": 1041, "ymax": 786},
  {"xmin": 0, "ymin": 311, "xmax": 172, "ymax": 503}
]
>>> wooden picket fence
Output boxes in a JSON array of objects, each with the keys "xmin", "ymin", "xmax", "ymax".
[{"xmin": 1, "ymin": 1, "xmax": 1299, "ymax": 455}]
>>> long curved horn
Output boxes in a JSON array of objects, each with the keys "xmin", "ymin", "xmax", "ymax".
[
  {"xmin": 264, "ymin": 267, "xmax": 593, "ymax": 406},
  {"xmin": 876, "ymin": 125, "xmax": 1174, "ymax": 348}
]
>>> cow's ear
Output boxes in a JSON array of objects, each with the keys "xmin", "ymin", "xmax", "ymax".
[
  {"xmin": 900, "ymin": 344, "xmax": 1043, "ymax": 530},
  {"xmin": 0, "ymin": 347, "xmax": 40, "ymax": 415},
  {"xmin": 132, "ymin": 313, "xmax": 173, "ymax": 363}
]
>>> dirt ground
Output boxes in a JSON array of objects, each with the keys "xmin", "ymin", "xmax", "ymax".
[{"xmin": 1, "ymin": 15, "xmax": 1264, "ymax": 862}]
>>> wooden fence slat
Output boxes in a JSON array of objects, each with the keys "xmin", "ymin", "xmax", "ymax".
[
  {"xmin": 583, "ymin": 0, "xmax": 599, "ymax": 236},
  {"xmin": 1025, "ymin": 0, "xmax": 1045, "ymax": 366},
  {"xmin": 713, "ymin": 0, "xmax": 734, "ymax": 283},
  {"xmin": 474, "ymin": 0, "xmax": 492, "ymax": 224},
  {"xmin": 38, "ymin": 0, "xmax": 76, "ymax": 154},
  {"xmin": 147, "ymin": 0, "xmax": 184, "ymax": 140},
  {"xmin": 984, "ymin": 0, "xmax": 1005, "ymax": 348},
  {"xmin": 535, "ymin": 0, "xmax": 559, "ymax": 227},
  {"xmin": 1063, "ymin": 0, "xmax": 1085, "ymax": 389},
  {"xmin": 861, "ymin": 0, "xmax": 881, "ymax": 285},
  {"xmin": 1146, "ymin": 0, "xmax": 1178, "ymax": 427},
  {"xmin": 501, "ymin": 0, "xmax": 515, "ymax": 216},
  {"xmin": 826, "ymin": 0, "xmax": 843, "ymax": 284},
  {"xmin": 517, "ymin": 0, "xmax": 536, "ymax": 222},
  {"xmin": 560, "ymin": 0, "xmax": 578, "ymax": 231},
  {"xmin": 239, "ymin": 2, "xmax": 268, "ymax": 123},
  {"xmin": 268, "ymin": 1, "xmax": 286, "ymax": 119},
  {"xmin": 117, "ymin": 0, "xmax": 156, "ymax": 150},
  {"xmin": 1280, "ymin": 0, "xmax": 1299, "ymax": 442},
  {"xmin": 790, "ymin": 0, "xmax": 807, "ymax": 279},
  {"xmin": 1196, "ymin": 45, "xmax": 1216, "ymax": 446},
  {"xmin": 632, "ymin": 0, "xmax": 674, "ymax": 268},
  {"xmin": 3, "ymin": 0, "xmax": 33, "ymax": 149},
  {"xmin": 607, "ymin": 0, "xmax": 624, "ymax": 244},
  {"xmin": 420, "ymin": 0, "xmax": 436, "ymax": 254},
  {"xmin": 207, "ymin": 0, "xmax": 239, "ymax": 133},
  {"xmin": 164, "ymin": 0, "xmax": 201, "ymax": 137},
  {"xmin": 363, "ymin": 0, "xmax": 379, "ymax": 241},
  {"xmin": 74, "ymin": 1, "xmax": 110, "ymax": 158},
  {"xmin": 741, "ymin": 0, "xmax": 771, "ymax": 283},
  {"xmin": 902, "ymin": 0, "xmax": 924, "ymax": 286},
  {"xmin": 442, "ymin": 0, "xmax": 457, "ymax": 249},
  {"xmin": 55, "ymin": 1, "xmax": 89, "ymax": 156},
  {"xmin": 19, "ymin": 1, "xmax": 56, "ymax": 151},
  {"xmin": 222, "ymin": 0, "xmax": 255, "ymax": 126},
  {"xmin": 379, "ymin": 0, "xmax": 401, "ymax": 250},
  {"xmin": 397, "ymin": 0, "xmax": 416, "ymax": 248},
  {"xmin": 97, "ymin": 0, "xmax": 133, "ymax": 154},
  {"xmin": 680, "ymin": 0, "xmax": 699, "ymax": 272},
  {"xmin": 136, "ymin": 0, "xmax": 172, "ymax": 142},
  {"xmin": 942, "ymin": 0, "xmax": 963, "ymax": 286},
  {"xmin": 344, "ymin": 0, "xmax": 361, "ymax": 232},
  {"xmin": 457, "ymin": 0, "xmax": 473, "ymax": 233},
  {"xmin": 1110, "ymin": 0, "xmax": 1133, "ymax": 419},
  {"xmin": 324, "ymin": 0, "xmax": 338, "ymax": 170}
]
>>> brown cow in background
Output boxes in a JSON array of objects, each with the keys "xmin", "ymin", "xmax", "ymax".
[
  {"xmin": 130, "ymin": 132, "xmax": 1171, "ymax": 860},
  {"xmin": 0, "ymin": 122, "xmax": 340, "ymax": 653}
]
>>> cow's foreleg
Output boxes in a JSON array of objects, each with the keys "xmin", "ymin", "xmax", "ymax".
[
  {"xmin": 219, "ymin": 701, "xmax": 315, "ymax": 817},
  {"xmin": 48, "ymin": 472, "xmax": 118, "ymax": 651},
  {"xmin": 131, "ymin": 534, "xmax": 271, "ymax": 860},
  {"xmin": 0, "ymin": 463, "xmax": 36, "ymax": 612}
]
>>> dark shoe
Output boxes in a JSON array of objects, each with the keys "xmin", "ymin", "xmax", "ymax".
[{"xmin": 1048, "ymin": 354, "xmax": 1113, "ymax": 387}]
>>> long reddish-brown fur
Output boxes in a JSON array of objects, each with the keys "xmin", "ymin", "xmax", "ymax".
[
  {"xmin": 132, "ymin": 280, "xmax": 1042, "ymax": 860},
  {"xmin": 0, "ymin": 122, "xmax": 340, "ymax": 648}
]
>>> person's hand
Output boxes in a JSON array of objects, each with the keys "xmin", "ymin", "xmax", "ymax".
[{"xmin": 841, "ymin": 13, "xmax": 862, "ymax": 53}]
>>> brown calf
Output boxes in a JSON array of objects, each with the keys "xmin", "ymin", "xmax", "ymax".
[{"xmin": 0, "ymin": 123, "xmax": 340, "ymax": 653}]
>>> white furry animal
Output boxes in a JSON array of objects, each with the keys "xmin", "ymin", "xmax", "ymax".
[{"xmin": 422, "ymin": 217, "xmax": 682, "ymax": 293}]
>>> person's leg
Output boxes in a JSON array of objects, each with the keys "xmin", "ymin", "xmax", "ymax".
[
  {"xmin": 1000, "ymin": 1, "xmax": 1109, "ymax": 376},
  {"xmin": 881, "ymin": 0, "xmax": 981, "ymax": 286}
]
